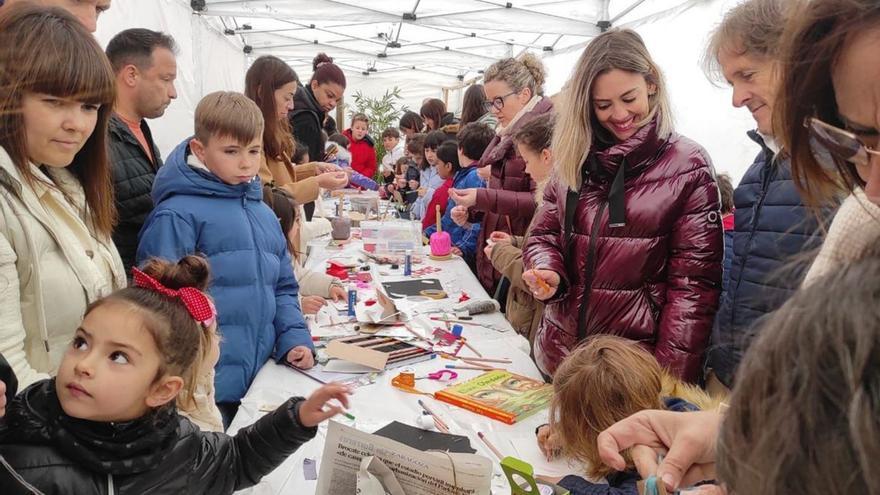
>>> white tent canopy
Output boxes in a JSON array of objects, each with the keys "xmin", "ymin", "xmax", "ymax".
[{"xmin": 95, "ymin": 0, "xmax": 757, "ymax": 184}]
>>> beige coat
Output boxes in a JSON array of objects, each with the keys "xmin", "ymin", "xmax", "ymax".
[
  {"xmin": 259, "ymin": 153, "xmax": 320, "ymax": 205},
  {"xmin": 0, "ymin": 147, "xmax": 125, "ymax": 388}
]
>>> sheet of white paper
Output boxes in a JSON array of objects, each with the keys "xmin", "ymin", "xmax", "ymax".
[
  {"xmin": 323, "ymin": 359, "xmax": 377, "ymax": 374},
  {"xmin": 509, "ymin": 435, "xmax": 586, "ymax": 479}
]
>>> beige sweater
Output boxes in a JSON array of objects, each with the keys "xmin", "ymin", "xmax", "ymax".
[{"xmin": 803, "ymin": 189, "xmax": 880, "ymax": 286}]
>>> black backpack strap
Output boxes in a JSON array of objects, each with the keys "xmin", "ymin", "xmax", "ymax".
[{"xmin": 564, "ymin": 155, "xmax": 592, "ymax": 242}]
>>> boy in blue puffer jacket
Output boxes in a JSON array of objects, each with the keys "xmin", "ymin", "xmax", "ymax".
[
  {"xmin": 137, "ymin": 92, "xmax": 314, "ymax": 425},
  {"xmin": 424, "ymin": 140, "xmax": 484, "ymax": 265}
]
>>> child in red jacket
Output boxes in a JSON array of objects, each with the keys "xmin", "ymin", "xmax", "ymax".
[{"xmin": 342, "ymin": 113, "xmax": 378, "ymax": 179}]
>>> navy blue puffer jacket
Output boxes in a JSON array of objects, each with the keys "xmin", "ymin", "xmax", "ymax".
[{"xmin": 707, "ymin": 132, "xmax": 833, "ymax": 388}]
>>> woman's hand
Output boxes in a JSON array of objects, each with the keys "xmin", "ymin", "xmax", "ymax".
[
  {"xmin": 316, "ymin": 162, "xmax": 342, "ymax": 173},
  {"xmin": 536, "ymin": 424, "xmax": 562, "ymax": 461},
  {"xmin": 451, "ymin": 205, "xmax": 469, "ymax": 226},
  {"xmin": 0, "ymin": 380, "xmax": 6, "ymax": 418},
  {"xmin": 489, "ymin": 231, "xmax": 512, "ymax": 244},
  {"xmin": 329, "ymin": 285, "xmax": 347, "ymax": 301},
  {"xmin": 522, "ymin": 269, "xmax": 560, "ymax": 300},
  {"xmin": 286, "ymin": 345, "xmax": 315, "ymax": 369},
  {"xmin": 297, "ymin": 383, "xmax": 352, "ymax": 427},
  {"xmin": 448, "ymin": 188, "xmax": 478, "ymax": 208},
  {"xmin": 597, "ymin": 410, "xmax": 721, "ymax": 492},
  {"xmin": 301, "ymin": 295, "xmax": 327, "ymax": 315},
  {"xmin": 317, "ymin": 172, "xmax": 349, "ymax": 190}
]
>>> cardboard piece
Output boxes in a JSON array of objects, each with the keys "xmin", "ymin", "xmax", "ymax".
[
  {"xmin": 326, "ymin": 339, "xmax": 389, "ymax": 370},
  {"xmin": 373, "ymin": 421, "xmax": 477, "ymax": 454}
]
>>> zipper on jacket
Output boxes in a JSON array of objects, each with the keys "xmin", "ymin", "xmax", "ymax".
[
  {"xmin": 575, "ymin": 201, "xmax": 608, "ymax": 342},
  {"xmin": 107, "ymin": 473, "xmax": 115, "ymax": 495},
  {"xmin": 729, "ymin": 152, "xmax": 776, "ymax": 328},
  {"xmin": 243, "ymin": 191, "xmax": 267, "ymax": 392}
]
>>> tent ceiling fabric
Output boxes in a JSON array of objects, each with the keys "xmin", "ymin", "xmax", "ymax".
[{"xmin": 197, "ymin": 0, "xmax": 705, "ymax": 89}]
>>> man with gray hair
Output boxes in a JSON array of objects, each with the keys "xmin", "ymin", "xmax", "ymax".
[{"xmin": 704, "ymin": 0, "xmax": 834, "ymax": 395}]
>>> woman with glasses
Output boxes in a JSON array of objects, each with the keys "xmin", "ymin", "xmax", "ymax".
[
  {"xmin": 522, "ymin": 29, "xmax": 722, "ymax": 381},
  {"xmin": 778, "ymin": 0, "xmax": 880, "ymax": 285},
  {"xmin": 448, "ymin": 52, "xmax": 555, "ymax": 293}
]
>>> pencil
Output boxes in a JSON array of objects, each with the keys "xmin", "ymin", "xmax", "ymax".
[
  {"xmin": 459, "ymin": 356, "xmax": 513, "ymax": 364},
  {"xmin": 418, "ymin": 399, "xmax": 450, "ymax": 431},
  {"xmin": 478, "ymin": 431, "xmax": 504, "ymax": 460},
  {"xmin": 445, "ymin": 364, "xmax": 496, "ymax": 371},
  {"xmin": 461, "ymin": 338, "xmax": 484, "ymax": 357}
]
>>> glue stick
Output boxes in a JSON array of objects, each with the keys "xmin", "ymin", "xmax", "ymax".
[
  {"xmin": 404, "ymin": 250, "xmax": 412, "ymax": 276},
  {"xmin": 347, "ymin": 284, "xmax": 357, "ymax": 316}
]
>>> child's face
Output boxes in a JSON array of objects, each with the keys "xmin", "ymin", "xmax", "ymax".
[
  {"xmin": 352, "ymin": 121, "xmax": 368, "ymax": 140},
  {"xmin": 516, "ymin": 142, "xmax": 553, "ymax": 183},
  {"xmin": 383, "ymin": 136, "xmax": 399, "ymax": 152},
  {"xmin": 437, "ymin": 160, "xmax": 454, "ymax": 180},
  {"xmin": 424, "ymin": 147, "xmax": 438, "ymax": 166},
  {"xmin": 55, "ymin": 301, "xmax": 182, "ymax": 422},
  {"xmin": 286, "ymin": 215, "xmax": 302, "ymax": 258},
  {"xmin": 191, "ymin": 134, "xmax": 263, "ymax": 185}
]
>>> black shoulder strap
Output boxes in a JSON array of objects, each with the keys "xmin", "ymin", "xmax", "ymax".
[{"xmin": 564, "ymin": 155, "xmax": 591, "ymax": 242}]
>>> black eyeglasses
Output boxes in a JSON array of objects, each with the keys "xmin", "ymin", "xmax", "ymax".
[
  {"xmin": 482, "ymin": 91, "xmax": 518, "ymax": 112},
  {"xmin": 806, "ymin": 117, "xmax": 880, "ymax": 171}
]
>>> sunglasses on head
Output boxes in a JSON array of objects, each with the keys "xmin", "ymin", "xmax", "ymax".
[{"xmin": 806, "ymin": 117, "xmax": 880, "ymax": 171}]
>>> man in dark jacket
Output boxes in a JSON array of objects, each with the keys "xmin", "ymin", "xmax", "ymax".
[
  {"xmin": 704, "ymin": 0, "xmax": 833, "ymax": 393},
  {"xmin": 105, "ymin": 29, "xmax": 178, "ymax": 272}
]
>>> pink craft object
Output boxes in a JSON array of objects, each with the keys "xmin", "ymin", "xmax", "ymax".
[{"xmin": 429, "ymin": 231, "xmax": 452, "ymax": 257}]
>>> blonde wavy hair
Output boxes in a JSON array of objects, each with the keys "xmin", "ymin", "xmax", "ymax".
[
  {"xmin": 483, "ymin": 52, "xmax": 546, "ymax": 97},
  {"xmin": 553, "ymin": 29, "xmax": 673, "ymax": 191}
]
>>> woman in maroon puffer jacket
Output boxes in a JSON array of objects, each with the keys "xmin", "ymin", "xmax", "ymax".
[
  {"xmin": 448, "ymin": 53, "xmax": 553, "ymax": 292},
  {"xmin": 523, "ymin": 30, "xmax": 722, "ymax": 382}
]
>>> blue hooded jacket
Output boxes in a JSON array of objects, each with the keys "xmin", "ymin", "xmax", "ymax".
[
  {"xmin": 425, "ymin": 165, "xmax": 484, "ymax": 262},
  {"xmin": 137, "ymin": 139, "xmax": 313, "ymax": 403}
]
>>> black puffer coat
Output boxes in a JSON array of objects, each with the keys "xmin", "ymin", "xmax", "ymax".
[
  {"xmin": 108, "ymin": 115, "xmax": 162, "ymax": 273},
  {"xmin": 0, "ymin": 380, "xmax": 316, "ymax": 494}
]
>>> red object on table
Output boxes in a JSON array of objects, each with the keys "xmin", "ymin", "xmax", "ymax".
[
  {"xmin": 326, "ymin": 261, "xmax": 350, "ymax": 280},
  {"xmin": 458, "ymin": 292, "xmax": 470, "ymax": 302}
]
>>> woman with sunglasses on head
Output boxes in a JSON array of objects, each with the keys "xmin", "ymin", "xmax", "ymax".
[
  {"xmin": 522, "ymin": 29, "xmax": 722, "ymax": 382},
  {"xmin": 448, "ymin": 52, "xmax": 555, "ymax": 293},
  {"xmin": 778, "ymin": 0, "xmax": 880, "ymax": 285}
]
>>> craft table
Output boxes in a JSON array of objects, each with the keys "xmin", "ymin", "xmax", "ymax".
[{"xmin": 229, "ymin": 216, "xmax": 550, "ymax": 495}]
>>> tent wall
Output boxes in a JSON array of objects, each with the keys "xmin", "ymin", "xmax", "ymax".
[
  {"xmin": 95, "ymin": 0, "xmax": 247, "ymax": 159},
  {"xmin": 94, "ymin": 0, "xmax": 757, "ymax": 184}
]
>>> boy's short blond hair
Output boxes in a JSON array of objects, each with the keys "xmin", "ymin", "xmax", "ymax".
[{"xmin": 194, "ymin": 91, "xmax": 264, "ymax": 145}]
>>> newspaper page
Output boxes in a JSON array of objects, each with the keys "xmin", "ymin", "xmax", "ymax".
[{"xmin": 316, "ymin": 421, "xmax": 493, "ymax": 495}]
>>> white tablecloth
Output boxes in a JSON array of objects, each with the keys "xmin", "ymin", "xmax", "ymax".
[{"xmin": 229, "ymin": 222, "xmax": 548, "ymax": 494}]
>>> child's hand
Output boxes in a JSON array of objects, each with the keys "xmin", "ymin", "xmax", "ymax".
[
  {"xmin": 477, "ymin": 165, "xmax": 491, "ymax": 181},
  {"xmin": 301, "ymin": 295, "xmax": 326, "ymax": 315},
  {"xmin": 451, "ymin": 205, "xmax": 469, "ymax": 226},
  {"xmin": 0, "ymin": 379, "xmax": 6, "ymax": 418},
  {"xmin": 451, "ymin": 247, "xmax": 463, "ymax": 257},
  {"xmin": 448, "ymin": 188, "xmax": 478, "ymax": 208},
  {"xmin": 287, "ymin": 346, "xmax": 315, "ymax": 369},
  {"xmin": 318, "ymin": 172, "xmax": 349, "ymax": 190},
  {"xmin": 537, "ymin": 424, "xmax": 562, "ymax": 461},
  {"xmin": 490, "ymin": 231, "xmax": 512, "ymax": 244},
  {"xmin": 329, "ymin": 285, "xmax": 347, "ymax": 301},
  {"xmin": 417, "ymin": 187, "xmax": 427, "ymax": 198},
  {"xmin": 523, "ymin": 269, "xmax": 560, "ymax": 300},
  {"xmin": 297, "ymin": 383, "xmax": 352, "ymax": 427}
]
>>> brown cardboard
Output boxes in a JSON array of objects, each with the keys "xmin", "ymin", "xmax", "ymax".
[{"xmin": 326, "ymin": 339, "xmax": 389, "ymax": 370}]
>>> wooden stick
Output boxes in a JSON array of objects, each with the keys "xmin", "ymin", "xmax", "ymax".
[
  {"xmin": 418, "ymin": 399, "xmax": 450, "ymax": 431},
  {"xmin": 445, "ymin": 364, "xmax": 496, "ymax": 371},
  {"xmin": 436, "ymin": 204, "xmax": 442, "ymax": 234},
  {"xmin": 460, "ymin": 338, "xmax": 483, "ymax": 357},
  {"xmin": 478, "ymin": 431, "xmax": 504, "ymax": 460},
  {"xmin": 459, "ymin": 356, "xmax": 513, "ymax": 364}
]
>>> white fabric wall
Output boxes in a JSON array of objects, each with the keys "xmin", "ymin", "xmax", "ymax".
[
  {"xmin": 95, "ymin": 0, "xmax": 757, "ymax": 184},
  {"xmin": 95, "ymin": 0, "xmax": 248, "ymax": 160},
  {"xmin": 543, "ymin": 0, "xmax": 757, "ymax": 184}
]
